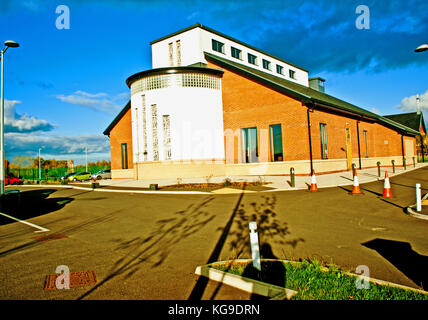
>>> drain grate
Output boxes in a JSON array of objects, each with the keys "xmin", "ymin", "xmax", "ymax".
[
  {"xmin": 34, "ymin": 234, "xmax": 67, "ymax": 242},
  {"xmin": 44, "ymin": 270, "xmax": 97, "ymax": 290}
]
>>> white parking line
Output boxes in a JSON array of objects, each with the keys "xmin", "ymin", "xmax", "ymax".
[{"xmin": 0, "ymin": 212, "xmax": 50, "ymax": 233}]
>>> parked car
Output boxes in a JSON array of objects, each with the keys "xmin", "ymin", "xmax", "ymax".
[
  {"xmin": 60, "ymin": 172, "xmax": 76, "ymax": 181},
  {"xmin": 5, "ymin": 175, "xmax": 23, "ymax": 185},
  {"xmin": 68, "ymin": 171, "xmax": 91, "ymax": 182},
  {"xmin": 90, "ymin": 169, "xmax": 111, "ymax": 180}
]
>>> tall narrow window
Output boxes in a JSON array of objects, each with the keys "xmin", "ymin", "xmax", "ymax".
[
  {"xmin": 320, "ymin": 123, "xmax": 328, "ymax": 159},
  {"xmin": 121, "ymin": 143, "xmax": 128, "ymax": 169},
  {"xmin": 176, "ymin": 40, "xmax": 181, "ymax": 66},
  {"xmin": 364, "ymin": 130, "xmax": 369, "ymax": 157},
  {"xmin": 241, "ymin": 127, "xmax": 258, "ymax": 163},
  {"xmin": 163, "ymin": 115, "xmax": 171, "ymax": 160},
  {"xmin": 289, "ymin": 69, "xmax": 296, "ymax": 79},
  {"xmin": 269, "ymin": 124, "xmax": 283, "ymax": 161},
  {"xmin": 142, "ymin": 95, "xmax": 148, "ymax": 161},
  {"xmin": 151, "ymin": 104, "xmax": 159, "ymax": 161},
  {"xmin": 168, "ymin": 42, "xmax": 173, "ymax": 66},
  {"xmin": 276, "ymin": 65, "xmax": 284, "ymax": 75}
]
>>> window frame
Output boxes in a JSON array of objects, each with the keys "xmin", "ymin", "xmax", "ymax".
[
  {"xmin": 247, "ymin": 53, "xmax": 258, "ymax": 65},
  {"xmin": 320, "ymin": 123, "xmax": 328, "ymax": 159},
  {"xmin": 269, "ymin": 124, "xmax": 284, "ymax": 162},
  {"xmin": 289, "ymin": 69, "xmax": 296, "ymax": 79},
  {"xmin": 231, "ymin": 46, "xmax": 242, "ymax": 60},
  {"xmin": 212, "ymin": 39, "xmax": 225, "ymax": 54},
  {"xmin": 121, "ymin": 143, "xmax": 128, "ymax": 169},
  {"xmin": 276, "ymin": 64, "xmax": 284, "ymax": 75},
  {"xmin": 262, "ymin": 59, "xmax": 271, "ymax": 70}
]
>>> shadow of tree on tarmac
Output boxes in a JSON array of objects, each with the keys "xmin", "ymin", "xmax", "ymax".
[
  {"xmin": 77, "ymin": 196, "xmax": 216, "ymax": 300},
  {"xmin": 189, "ymin": 193, "xmax": 304, "ymax": 300},
  {"xmin": 224, "ymin": 195, "xmax": 304, "ymax": 259}
]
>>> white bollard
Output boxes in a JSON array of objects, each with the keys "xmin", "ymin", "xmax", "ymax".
[
  {"xmin": 416, "ymin": 183, "xmax": 422, "ymax": 212},
  {"xmin": 249, "ymin": 221, "xmax": 261, "ymax": 271}
]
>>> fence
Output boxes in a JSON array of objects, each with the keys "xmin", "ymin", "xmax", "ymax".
[{"xmin": 7, "ymin": 166, "xmax": 110, "ymax": 182}]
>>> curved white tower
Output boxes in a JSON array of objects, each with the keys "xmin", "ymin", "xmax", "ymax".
[{"xmin": 127, "ymin": 66, "xmax": 225, "ymax": 179}]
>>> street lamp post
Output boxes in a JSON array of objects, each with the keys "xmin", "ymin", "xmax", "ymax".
[
  {"xmin": 0, "ymin": 40, "xmax": 19, "ymax": 196},
  {"xmin": 415, "ymin": 44, "xmax": 427, "ymax": 162},
  {"xmin": 38, "ymin": 148, "xmax": 42, "ymax": 183}
]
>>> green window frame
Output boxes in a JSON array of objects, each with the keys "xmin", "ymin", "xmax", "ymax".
[
  {"xmin": 212, "ymin": 39, "xmax": 224, "ymax": 53},
  {"xmin": 248, "ymin": 53, "xmax": 257, "ymax": 65},
  {"xmin": 269, "ymin": 124, "xmax": 283, "ymax": 162},
  {"xmin": 262, "ymin": 59, "xmax": 271, "ymax": 70},
  {"xmin": 320, "ymin": 123, "xmax": 328, "ymax": 159},
  {"xmin": 121, "ymin": 143, "xmax": 128, "ymax": 169},
  {"xmin": 276, "ymin": 65, "xmax": 284, "ymax": 75},
  {"xmin": 231, "ymin": 47, "xmax": 242, "ymax": 59},
  {"xmin": 241, "ymin": 127, "xmax": 258, "ymax": 163}
]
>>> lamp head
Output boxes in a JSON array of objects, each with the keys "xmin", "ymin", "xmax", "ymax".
[
  {"xmin": 415, "ymin": 44, "xmax": 428, "ymax": 52},
  {"xmin": 4, "ymin": 40, "xmax": 19, "ymax": 48}
]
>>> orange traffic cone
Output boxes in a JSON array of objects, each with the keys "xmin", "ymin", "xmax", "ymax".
[
  {"xmin": 351, "ymin": 169, "xmax": 362, "ymax": 194},
  {"xmin": 309, "ymin": 170, "xmax": 318, "ymax": 191},
  {"xmin": 382, "ymin": 171, "xmax": 393, "ymax": 198}
]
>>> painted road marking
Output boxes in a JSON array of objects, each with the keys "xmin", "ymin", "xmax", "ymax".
[{"xmin": 0, "ymin": 212, "xmax": 50, "ymax": 233}]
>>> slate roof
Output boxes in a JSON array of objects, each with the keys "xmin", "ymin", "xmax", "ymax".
[
  {"xmin": 383, "ymin": 112, "xmax": 426, "ymax": 134},
  {"xmin": 204, "ymin": 52, "xmax": 420, "ymax": 136}
]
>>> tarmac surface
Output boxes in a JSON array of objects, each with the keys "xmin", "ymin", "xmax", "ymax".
[{"xmin": 0, "ymin": 164, "xmax": 427, "ymax": 300}]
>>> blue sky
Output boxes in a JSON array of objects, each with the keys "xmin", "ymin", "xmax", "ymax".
[{"xmin": 0, "ymin": 0, "xmax": 427, "ymax": 164}]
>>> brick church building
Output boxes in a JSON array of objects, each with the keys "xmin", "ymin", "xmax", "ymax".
[{"xmin": 103, "ymin": 24, "xmax": 420, "ymax": 180}]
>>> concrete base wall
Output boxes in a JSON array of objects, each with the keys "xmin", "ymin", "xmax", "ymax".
[
  {"xmin": 111, "ymin": 155, "xmax": 414, "ymax": 180},
  {"xmin": 111, "ymin": 169, "xmax": 136, "ymax": 179}
]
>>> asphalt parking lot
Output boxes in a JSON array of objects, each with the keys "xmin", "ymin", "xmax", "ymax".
[{"xmin": 0, "ymin": 167, "xmax": 427, "ymax": 300}]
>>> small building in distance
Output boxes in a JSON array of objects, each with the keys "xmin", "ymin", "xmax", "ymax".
[{"xmin": 104, "ymin": 23, "xmax": 420, "ymax": 180}]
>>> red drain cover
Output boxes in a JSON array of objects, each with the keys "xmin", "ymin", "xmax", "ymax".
[
  {"xmin": 44, "ymin": 270, "xmax": 97, "ymax": 290},
  {"xmin": 34, "ymin": 234, "xmax": 67, "ymax": 242}
]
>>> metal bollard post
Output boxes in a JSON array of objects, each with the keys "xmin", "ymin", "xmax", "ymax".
[
  {"xmin": 413, "ymin": 156, "xmax": 416, "ymax": 168},
  {"xmin": 392, "ymin": 160, "xmax": 395, "ymax": 173},
  {"xmin": 377, "ymin": 161, "xmax": 381, "ymax": 178},
  {"xmin": 416, "ymin": 184, "xmax": 422, "ymax": 212},
  {"xmin": 352, "ymin": 163, "xmax": 356, "ymax": 177},
  {"xmin": 290, "ymin": 167, "xmax": 295, "ymax": 188},
  {"xmin": 403, "ymin": 157, "xmax": 406, "ymax": 170}
]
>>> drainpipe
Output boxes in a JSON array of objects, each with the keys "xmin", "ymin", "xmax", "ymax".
[
  {"xmin": 307, "ymin": 106, "xmax": 314, "ymax": 174},
  {"xmin": 356, "ymin": 120, "xmax": 362, "ymax": 170},
  {"xmin": 401, "ymin": 134, "xmax": 405, "ymax": 167},
  {"xmin": 420, "ymin": 134, "xmax": 425, "ymax": 163}
]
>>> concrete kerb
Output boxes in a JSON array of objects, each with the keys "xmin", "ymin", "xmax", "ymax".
[
  {"xmin": 406, "ymin": 192, "xmax": 428, "ymax": 220},
  {"xmin": 195, "ymin": 259, "xmax": 428, "ymax": 298}
]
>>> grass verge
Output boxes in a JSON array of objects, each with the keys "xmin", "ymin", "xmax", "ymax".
[{"xmin": 211, "ymin": 259, "xmax": 428, "ymax": 300}]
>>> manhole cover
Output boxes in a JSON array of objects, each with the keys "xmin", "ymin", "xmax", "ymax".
[
  {"xmin": 44, "ymin": 270, "xmax": 97, "ymax": 290},
  {"xmin": 34, "ymin": 234, "xmax": 67, "ymax": 242}
]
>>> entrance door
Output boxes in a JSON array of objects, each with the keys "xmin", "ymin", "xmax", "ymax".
[{"xmin": 345, "ymin": 128, "xmax": 352, "ymax": 170}]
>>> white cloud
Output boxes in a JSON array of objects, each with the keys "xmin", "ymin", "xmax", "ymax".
[
  {"xmin": 397, "ymin": 90, "xmax": 428, "ymax": 112},
  {"xmin": 4, "ymin": 99, "xmax": 54, "ymax": 133},
  {"xmin": 5, "ymin": 132, "xmax": 110, "ymax": 161},
  {"xmin": 56, "ymin": 90, "xmax": 129, "ymax": 114}
]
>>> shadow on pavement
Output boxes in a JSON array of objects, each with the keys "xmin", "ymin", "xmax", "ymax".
[
  {"xmin": 362, "ymin": 238, "xmax": 428, "ymax": 290},
  {"xmin": 77, "ymin": 196, "xmax": 216, "ymax": 300},
  {"xmin": 0, "ymin": 189, "xmax": 73, "ymax": 225},
  {"xmin": 241, "ymin": 243, "xmax": 286, "ymax": 300},
  {"xmin": 189, "ymin": 192, "xmax": 304, "ymax": 300}
]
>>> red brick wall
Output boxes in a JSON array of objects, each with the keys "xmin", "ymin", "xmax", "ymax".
[
  {"xmin": 208, "ymin": 60, "xmax": 415, "ymax": 163},
  {"xmin": 109, "ymin": 108, "xmax": 134, "ymax": 170}
]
